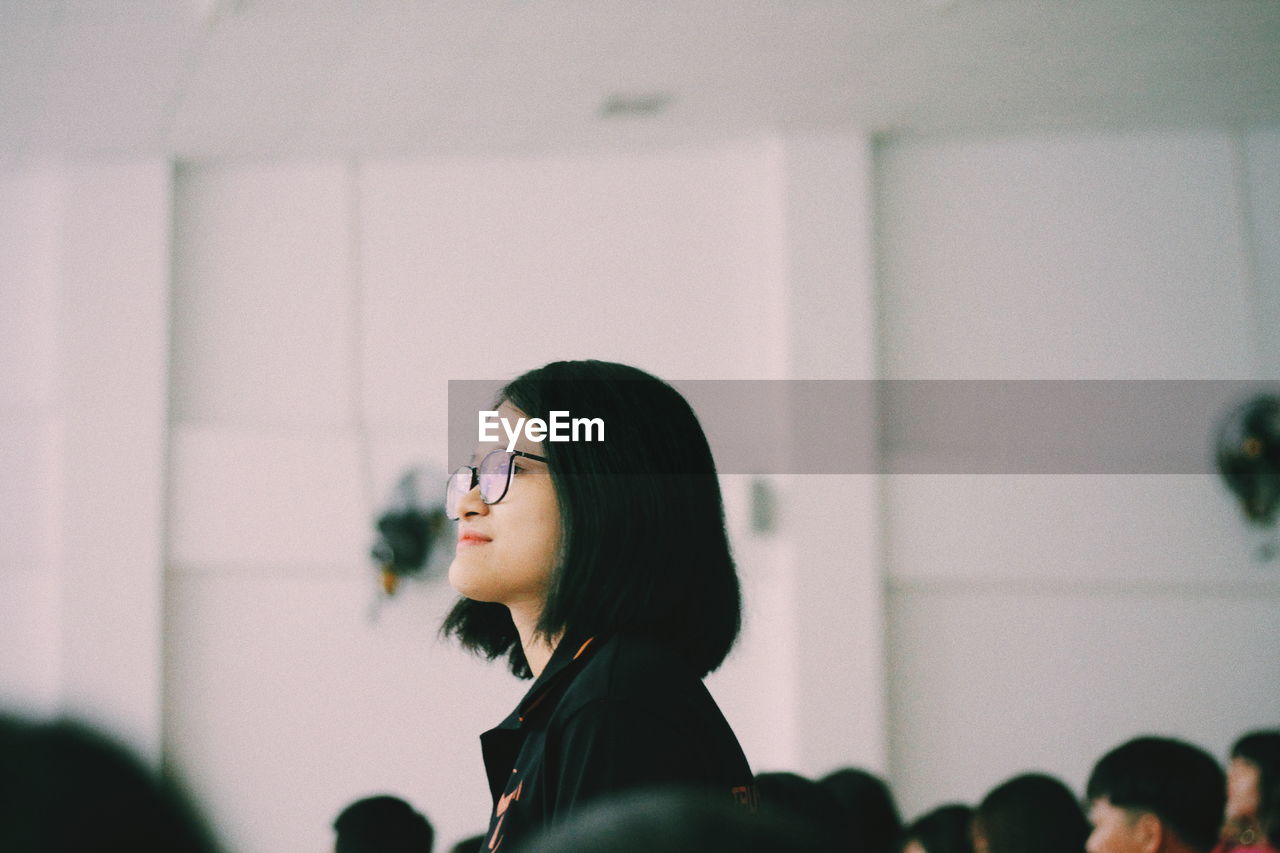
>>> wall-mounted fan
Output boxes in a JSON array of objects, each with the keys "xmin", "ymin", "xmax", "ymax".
[
  {"xmin": 1215, "ymin": 395, "xmax": 1280, "ymax": 561},
  {"xmin": 369, "ymin": 467, "xmax": 452, "ymax": 597}
]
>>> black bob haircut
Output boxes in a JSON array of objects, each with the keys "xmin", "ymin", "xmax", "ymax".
[
  {"xmin": 442, "ymin": 359, "xmax": 741, "ymax": 679},
  {"xmin": 1085, "ymin": 736, "xmax": 1226, "ymax": 853}
]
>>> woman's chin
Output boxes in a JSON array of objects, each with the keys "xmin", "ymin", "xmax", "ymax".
[{"xmin": 448, "ymin": 557, "xmax": 497, "ymax": 602}]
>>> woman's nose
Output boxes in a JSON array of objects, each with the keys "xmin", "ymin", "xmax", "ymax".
[{"xmin": 455, "ymin": 479, "xmax": 489, "ymax": 517}]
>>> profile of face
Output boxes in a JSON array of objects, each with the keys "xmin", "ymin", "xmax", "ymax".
[
  {"xmin": 447, "ymin": 401, "xmax": 562, "ymax": 612},
  {"xmin": 1226, "ymin": 757, "xmax": 1261, "ymax": 822},
  {"xmin": 1086, "ymin": 799, "xmax": 1154, "ymax": 853}
]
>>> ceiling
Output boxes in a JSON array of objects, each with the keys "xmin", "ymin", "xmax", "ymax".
[{"xmin": 2, "ymin": 0, "xmax": 1279, "ymax": 166}]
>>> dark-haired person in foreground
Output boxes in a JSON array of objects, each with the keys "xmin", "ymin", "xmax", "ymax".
[
  {"xmin": 821, "ymin": 766, "xmax": 903, "ymax": 853},
  {"xmin": 0, "ymin": 712, "xmax": 222, "ymax": 853},
  {"xmin": 333, "ymin": 794, "xmax": 434, "ymax": 853},
  {"xmin": 518, "ymin": 786, "xmax": 827, "ymax": 853},
  {"xmin": 972, "ymin": 772, "xmax": 1088, "ymax": 853},
  {"xmin": 442, "ymin": 360, "xmax": 754, "ymax": 852},
  {"xmin": 900, "ymin": 803, "xmax": 975, "ymax": 853},
  {"xmin": 1214, "ymin": 730, "xmax": 1280, "ymax": 853},
  {"xmin": 755, "ymin": 771, "xmax": 842, "ymax": 845},
  {"xmin": 1085, "ymin": 736, "xmax": 1226, "ymax": 853}
]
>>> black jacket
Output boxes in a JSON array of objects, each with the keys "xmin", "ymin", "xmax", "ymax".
[{"xmin": 478, "ymin": 632, "xmax": 755, "ymax": 851}]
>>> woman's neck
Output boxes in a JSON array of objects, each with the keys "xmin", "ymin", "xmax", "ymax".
[{"xmin": 508, "ymin": 601, "xmax": 558, "ymax": 678}]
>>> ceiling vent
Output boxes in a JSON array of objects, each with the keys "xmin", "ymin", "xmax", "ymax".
[{"xmin": 599, "ymin": 92, "xmax": 673, "ymax": 119}]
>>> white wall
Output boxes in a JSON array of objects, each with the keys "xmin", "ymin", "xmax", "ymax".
[
  {"xmin": 773, "ymin": 135, "xmax": 886, "ymax": 776},
  {"xmin": 876, "ymin": 128, "xmax": 1280, "ymax": 818},
  {"xmin": 1244, "ymin": 127, "xmax": 1280, "ymax": 378},
  {"xmin": 0, "ymin": 162, "xmax": 171, "ymax": 761},
  {"xmin": 59, "ymin": 162, "xmax": 172, "ymax": 761},
  {"xmin": 0, "ymin": 168, "xmax": 62, "ymax": 716}
]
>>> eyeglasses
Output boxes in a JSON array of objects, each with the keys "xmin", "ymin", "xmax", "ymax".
[{"xmin": 445, "ymin": 449, "xmax": 549, "ymax": 520}]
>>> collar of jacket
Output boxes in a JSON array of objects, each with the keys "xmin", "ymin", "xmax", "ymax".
[{"xmin": 493, "ymin": 633, "xmax": 603, "ymax": 731}]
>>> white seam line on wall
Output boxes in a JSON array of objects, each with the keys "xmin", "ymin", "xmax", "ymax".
[
  {"xmin": 1229, "ymin": 130, "xmax": 1266, "ymax": 380},
  {"xmin": 348, "ymin": 158, "xmax": 375, "ymax": 522}
]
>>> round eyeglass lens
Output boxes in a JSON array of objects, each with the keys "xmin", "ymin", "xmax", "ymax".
[
  {"xmin": 445, "ymin": 466, "xmax": 475, "ymax": 520},
  {"xmin": 478, "ymin": 451, "xmax": 513, "ymax": 504}
]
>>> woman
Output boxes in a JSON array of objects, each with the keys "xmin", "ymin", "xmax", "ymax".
[
  {"xmin": 1215, "ymin": 730, "xmax": 1280, "ymax": 853},
  {"xmin": 970, "ymin": 773, "xmax": 1088, "ymax": 853},
  {"xmin": 442, "ymin": 360, "xmax": 753, "ymax": 852}
]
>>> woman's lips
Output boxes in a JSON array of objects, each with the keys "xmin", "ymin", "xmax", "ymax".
[{"xmin": 457, "ymin": 532, "xmax": 492, "ymax": 546}]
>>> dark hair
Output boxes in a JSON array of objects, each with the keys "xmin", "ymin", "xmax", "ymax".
[
  {"xmin": 755, "ymin": 772, "xmax": 842, "ymax": 845},
  {"xmin": 0, "ymin": 713, "xmax": 222, "ymax": 853},
  {"xmin": 1085, "ymin": 736, "xmax": 1225, "ymax": 853},
  {"xmin": 974, "ymin": 773, "xmax": 1087, "ymax": 853},
  {"xmin": 901, "ymin": 804, "xmax": 974, "ymax": 853},
  {"xmin": 1232, "ymin": 730, "xmax": 1280, "ymax": 819},
  {"xmin": 443, "ymin": 360, "xmax": 741, "ymax": 679},
  {"xmin": 820, "ymin": 767, "xmax": 902, "ymax": 853},
  {"xmin": 1265, "ymin": 781, "xmax": 1280, "ymax": 847},
  {"xmin": 333, "ymin": 795, "xmax": 434, "ymax": 853},
  {"xmin": 520, "ymin": 786, "xmax": 828, "ymax": 853}
]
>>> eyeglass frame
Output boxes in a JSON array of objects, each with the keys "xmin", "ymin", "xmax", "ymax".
[{"xmin": 446, "ymin": 449, "xmax": 549, "ymax": 519}]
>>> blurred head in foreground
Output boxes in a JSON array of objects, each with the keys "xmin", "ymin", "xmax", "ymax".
[
  {"xmin": 820, "ymin": 766, "xmax": 903, "ymax": 853},
  {"xmin": 519, "ymin": 786, "xmax": 827, "ymax": 853},
  {"xmin": 1085, "ymin": 736, "xmax": 1225, "ymax": 853},
  {"xmin": 972, "ymin": 772, "xmax": 1088, "ymax": 853},
  {"xmin": 0, "ymin": 712, "xmax": 221, "ymax": 853},
  {"xmin": 901, "ymin": 803, "xmax": 975, "ymax": 853},
  {"xmin": 333, "ymin": 794, "xmax": 434, "ymax": 853},
  {"xmin": 1224, "ymin": 729, "xmax": 1280, "ymax": 846}
]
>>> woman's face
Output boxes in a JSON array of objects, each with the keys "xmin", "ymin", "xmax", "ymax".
[
  {"xmin": 447, "ymin": 401, "xmax": 562, "ymax": 611},
  {"xmin": 1226, "ymin": 757, "xmax": 1261, "ymax": 821}
]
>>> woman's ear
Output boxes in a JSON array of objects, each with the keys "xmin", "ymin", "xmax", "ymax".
[{"xmin": 1133, "ymin": 811, "xmax": 1164, "ymax": 853}]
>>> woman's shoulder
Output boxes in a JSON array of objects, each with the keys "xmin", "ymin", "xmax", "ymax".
[
  {"xmin": 558, "ymin": 631, "xmax": 708, "ymax": 710},
  {"xmin": 534, "ymin": 635, "xmax": 754, "ymax": 811},
  {"xmin": 545, "ymin": 632, "xmax": 750, "ymax": 777}
]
